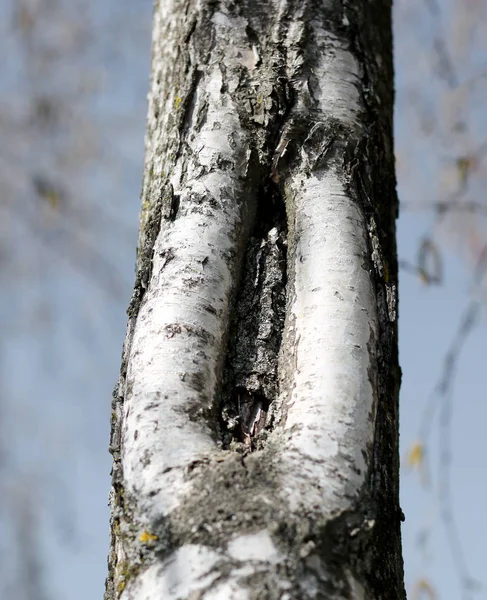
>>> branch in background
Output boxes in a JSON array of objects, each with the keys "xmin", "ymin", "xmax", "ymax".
[
  {"xmin": 32, "ymin": 174, "xmax": 138, "ymax": 245},
  {"xmin": 407, "ymin": 300, "xmax": 482, "ymax": 600},
  {"xmin": 1, "ymin": 188, "xmax": 129, "ymax": 300},
  {"xmin": 401, "ymin": 140, "xmax": 487, "ymax": 220},
  {"xmin": 407, "ymin": 238, "xmax": 487, "ymax": 596},
  {"xmin": 424, "ymin": 0, "xmax": 459, "ymax": 89},
  {"xmin": 437, "ymin": 304, "xmax": 481, "ymax": 600},
  {"xmin": 399, "ymin": 237, "xmax": 442, "ymax": 285}
]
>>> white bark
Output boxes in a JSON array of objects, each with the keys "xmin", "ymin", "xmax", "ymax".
[
  {"xmin": 280, "ymin": 173, "xmax": 378, "ymax": 514},
  {"xmin": 122, "ymin": 5, "xmax": 258, "ymax": 519},
  {"xmin": 107, "ymin": 1, "xmax": 403, "ymax": 599}
]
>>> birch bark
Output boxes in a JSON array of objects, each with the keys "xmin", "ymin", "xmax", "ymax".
[{"xmin": 106, "ymin": 1, "xmax": 404, "ymax": 598}]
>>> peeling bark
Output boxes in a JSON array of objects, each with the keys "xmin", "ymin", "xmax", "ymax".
[{"xmin": 106, "ymin": 1, "xmax": 404, "ymax": 599}]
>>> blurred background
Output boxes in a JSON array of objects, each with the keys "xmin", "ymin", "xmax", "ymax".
[{"xmin": 0, "ymin": 0, "xmax": 485, "ymax": 598}]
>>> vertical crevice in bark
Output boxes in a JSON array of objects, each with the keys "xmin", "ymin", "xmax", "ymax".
[{"xmin": 220, "ymin": 179, "xmax": 288, "ymax": 450}]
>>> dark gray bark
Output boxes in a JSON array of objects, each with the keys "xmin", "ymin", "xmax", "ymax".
[{"xmin": 106, "ymin": 1, "xmax": 404, "ymax": 598}]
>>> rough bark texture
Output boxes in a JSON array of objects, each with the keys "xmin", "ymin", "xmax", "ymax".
[{"xmin": 106, "ymin": 1, "xmax": 404, "ymax": 599}]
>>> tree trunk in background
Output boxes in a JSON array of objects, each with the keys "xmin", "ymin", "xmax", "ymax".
[{"xmin": 106, "ymin": 0, "xmax": 404, "ymax": 598}]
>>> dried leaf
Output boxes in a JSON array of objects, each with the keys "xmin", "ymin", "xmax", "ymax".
[
  {"xmin": 412, "ymin": 578, "xmax": 437, "ymax": 599},
  {"xmin": 32, "ymin": 176, "xmax": 63, "ymax": 211},
  {"xmin": 456, "ymin": 156, "xmax": 476, "ymax": 187},
  {"xmin": 418, "ymin": 268, "xmax": 430, "ymax": 285},
  {"xmin": 45, "ymin": 190, "xmax": 60, "ymax": 210},
  {"xmin": 407, "ymin": 442, "xmax": 424, "ymax": 469}
]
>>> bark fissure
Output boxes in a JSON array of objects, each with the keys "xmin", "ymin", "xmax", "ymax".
[
  {"xmin": 107, "ymin": 1, "xmax": 404, "ymax": 599},
  {"xmin": 220, "ymin": 181, "xmax": 288, "ymax": 449}
]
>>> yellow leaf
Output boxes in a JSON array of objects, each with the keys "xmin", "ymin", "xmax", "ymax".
[
  {"xmin": 418, "ymin": 268, "xmax": 430, "ymax": 285},
  {"xmin": 407, "ymin": 442, "xmax": 424, "ymax": 469},
  {"xmin": 45, "ymin": 190, "xmax": 60, "ymax": 210},
  {"xmin": 457, "ymin": 156, "xmax": 476, "ymax": 187},
  {"xmin": 413, "ymin": 578, "xmax": 437, "ymax": 599},
  {"xmin": 139, "ymin": 531, "xmax": 158, "ymax": 543},
  {"xmin": 33, "ymin": 176, "xmax": 62, "ymax": 211}
]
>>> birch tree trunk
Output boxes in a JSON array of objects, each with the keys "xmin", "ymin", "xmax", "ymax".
[{"xmin": 106, "ymin": 1, "xmax": 404, "ymax": 598}]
